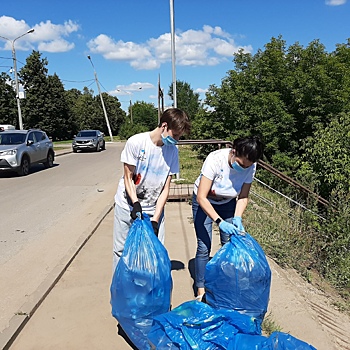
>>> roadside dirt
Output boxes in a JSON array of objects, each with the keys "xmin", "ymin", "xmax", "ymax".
[{"xmin": 266, "ymin": 257, "xmax": 350, "ymax": 349}]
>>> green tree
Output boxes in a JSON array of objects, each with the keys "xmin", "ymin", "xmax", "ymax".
[
  {"xmin": 45, "ymin": 73, "xmax": 72, "ymax": 140},
  {"xmin": 298, "ymin": 113, "xmax": 350, "ymax": 199},
  {"xmin": 0, "ymin": 72, "xmax": 17, "ymax": 126},
  {"xmin": 98, "ymin": 92, "xmax": 126, "ymax": 135},
  {"xmin": 69, "ymin": 87, "xmax": 126, "ymax": 136},
  {"xmin": 168, "ymin": 80, "xmax": 201, "ymax": 119},
  {"xmin": 73, "ymin": 87, "xmax": 98, "ymax": 131},
  {"xmin": 129, "ymin": 101, "xmax": 158, "ymax": 130},
  {"xmin": 19, "ymin": 50, "xmax": 49, "ymax": 129},
  {"xmin": 19, "ymin": 52, "xmax": 73, "ymax": 139},
  {"xmin": 64, "ymin": 88, "xmax": 82, "ymax": 137}
]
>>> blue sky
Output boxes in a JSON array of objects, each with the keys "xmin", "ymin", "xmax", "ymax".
[{"xmin": 1, "ymin": 0, "xmax": 350, "ymax": 112}]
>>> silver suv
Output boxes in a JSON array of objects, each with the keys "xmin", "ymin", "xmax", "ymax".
[
  {"xmin": 72, "ymin": 130, "xmax": 105, "ymax": 153},
  {"xmin": 0, "ymin": 129, "xmax": 55, "ymax": 176}
]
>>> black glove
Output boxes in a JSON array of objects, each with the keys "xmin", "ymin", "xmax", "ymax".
[
  {"xmin": 131, "ymin": 201, "xmax": 143, "ymax": 220},
  {"xmin": 151, "ymin": 221, "xmax": 159, "ymax": 237}
]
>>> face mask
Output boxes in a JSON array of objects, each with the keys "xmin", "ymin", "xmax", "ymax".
[
  {"xmin": 231, "ymin": 160, "xmax": 246, "ymax": 172},
  {"xmin": 161, "ymin": 133, "xmax": 178, "ymax": 146}
]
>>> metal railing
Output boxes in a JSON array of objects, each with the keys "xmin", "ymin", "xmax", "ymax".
[{"xmin": 169, "ymin": 139, "xmax": 329, "ymax": 208}]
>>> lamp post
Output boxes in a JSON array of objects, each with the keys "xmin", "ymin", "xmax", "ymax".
[
  {"xmin": 87, "ymin": 55, "xmax": 113, "ymax": 142},
  {"xmin": 0, "ymin": 29, "xmax": 35, "ymax": 129}
]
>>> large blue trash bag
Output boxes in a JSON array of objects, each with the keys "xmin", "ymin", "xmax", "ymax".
[
  {"xmin": 205, "ymin": 232, "xmax": 271, "ymax": 324},
  {"xmin": 148, "ymin": 300, "xmax": 261, "ymax": 349},
  {"xmin": 228, "ymin": 331, "xmax": 317, "ymax": 350},
  {"xmin": 110, "ymin": 214, "xmax": 172, "ymax": 350},
  {"xmin": 258, "ymin": 332, "xmax": 317, "ymax": 350}
]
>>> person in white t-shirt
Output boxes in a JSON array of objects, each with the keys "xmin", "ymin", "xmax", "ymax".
[
  {"xmin": 192, "ymin": 136, "xmax": 264, "ymax": 300},
  {"xmin": 113, "ymin": 108, "xmax": 190, "ymax": 271}
]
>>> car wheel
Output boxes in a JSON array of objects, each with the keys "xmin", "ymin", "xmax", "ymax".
[
  {"xmin": 73, "ymin": 148, "xmax": 77, "ymax": 153},
  {"xmin": 18, "ymin": 156, "xmax": 30, "ymax": 176},
  {"xmin": 96, "ymin": 143, "xmax": 101, "ymax": 152},
  {"xmin": 44, "ymin": 151, "xmax": 54, "ymax": 168},
  {"xmin": 102, "ymin": 141, "xmax": 106, "ymax": 150}
]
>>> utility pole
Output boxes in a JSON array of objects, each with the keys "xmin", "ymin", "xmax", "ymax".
[
  {"xmin": 87, "ymin": 55, "xmax": 113, "ymax": 142},
  {"xmin": 0, "ymin": 29, "xmax": 35, "ymax": 129}
]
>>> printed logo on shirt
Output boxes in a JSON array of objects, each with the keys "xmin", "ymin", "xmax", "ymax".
[
  {"xmin": 214, "ymin": 169, "xmax": 224, "ymax": 182},
  {"xmin": 138, "ymin": 149, "xmax": 146, "ymax": 161}
]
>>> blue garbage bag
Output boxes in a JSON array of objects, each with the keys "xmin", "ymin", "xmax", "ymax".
[
  {"xmin": 205, "ymin": 232, "xmax": 271, "ymax": 324},
  {"xmin": 148, "ymin": 300, "xmax": 261, "ymax": 349},
  {"xmin": 148, "ymin": 302, "xmax": 317, "ymax": 350},
  {"xmin": 258, "ymin": 332, "xmax": 317, "ymax": 350},
  {"xmin": 110, "ymin": 214, "xmax": 173, "ymax": 350},
  {"xmin": 227, "ymin": 331, "xmax": 317, "ymax": 350}
]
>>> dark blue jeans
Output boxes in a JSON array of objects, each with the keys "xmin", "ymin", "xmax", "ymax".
[{"xmin": 192, "ymin": 193, "xmax": 236, "ymax": 289}]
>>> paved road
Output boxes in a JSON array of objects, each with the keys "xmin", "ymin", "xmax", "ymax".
[{"xmin": 0, "ymin": 142, "xmax": 124, "ymax": 338}]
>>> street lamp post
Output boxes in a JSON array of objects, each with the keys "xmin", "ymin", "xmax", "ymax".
[
  {"xmin": 0, "ymin": 29, "xmax": 35, "ymax": 129},
  {"xmin": 87, "ymin": 55, "xmax": 113, "ymax": 142}
]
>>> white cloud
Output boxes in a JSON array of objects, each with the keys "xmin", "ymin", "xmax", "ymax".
[
  {"xmin": 32, "ymin": 20, "xmax": 79, "ymax": 41},
  {"xmin": 0, "ymin": 16, "xmax": 79, "ymax": 52},
  {"xmin": 195, "ymin": 88, "xmax": 208, "ymax": 93},
  {"xmin": 325, "ymin": 0, "xmax": 346, "ymax": 5},
  {"xmin": 109, "ymin": 82, "xmax": 155, "ymax": 96},
  {"xmin": 38, "ymin": 39, "xmax": 75, "ymax": 52},
  {"xmin": 87, "ymin": 25, "xmax": 251, "ymax": 70}
]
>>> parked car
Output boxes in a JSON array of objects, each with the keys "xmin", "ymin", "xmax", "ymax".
[
  {"xmin": 0, "ymin": 128, "xmax": 55, "ymax": 176},
  {"xmin": 72, "ymin": 130, "xmax": 106, "ymax": 153}
]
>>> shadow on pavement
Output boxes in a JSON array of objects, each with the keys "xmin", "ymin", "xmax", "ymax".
[
  {"xmin": 171, "ymin": 260, "xmax": 185, "ymax": 270},
  {"xmin": 117, "ymin": 324, "xmax": 138, "ymax": 350}
]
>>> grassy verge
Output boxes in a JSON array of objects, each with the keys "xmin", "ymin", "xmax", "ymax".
[
  {"xmin": 261, "ymin": 313, "xmax": 282, "ymax": 336},
  {"xmin": 53, "ymin": 140, "xmax": 72, "ymax": 151},
  {"xmin": 176, "ymin": 145, "xmax": 203, "ymax": 184}
]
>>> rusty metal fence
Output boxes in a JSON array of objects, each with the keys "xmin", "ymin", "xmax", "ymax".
[{"xmin": 168, "ymin": 139, "xmax": 329, "ymax": 209}]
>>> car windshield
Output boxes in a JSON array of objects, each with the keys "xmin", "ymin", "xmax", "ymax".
[
  {"xmin": 77, "ymin": 131, "xmax": 97, "ymax": 137},
  {"xmin": 0, "ymin": 133, "xmax": 26, "ymax": 145}
]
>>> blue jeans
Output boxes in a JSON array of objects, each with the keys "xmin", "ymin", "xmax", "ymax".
[{"xmin": 192, "ymin": 193, "xmax": 236, "ymax": 289}]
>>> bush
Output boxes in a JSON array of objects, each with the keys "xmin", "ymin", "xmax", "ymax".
[{"xmin": 118, "ymin": 122, "xmax": 148, "ymax": 140}]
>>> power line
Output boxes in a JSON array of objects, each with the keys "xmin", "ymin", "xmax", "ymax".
[{"xmin": 61, "ymin": 79, "xmax": 95, "ymax": 83}]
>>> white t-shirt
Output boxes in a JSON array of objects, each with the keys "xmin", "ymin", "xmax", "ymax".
[
  {"xmin": 115, "ymin": 132, "xmax": 179, "ymax": 214},
  {"xmin": 193, "ymin": 148, "xmax": 256, "ymax": 205}
]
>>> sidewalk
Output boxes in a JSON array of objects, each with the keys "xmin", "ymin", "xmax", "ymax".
[
  {"xmin": 9, "ymin": 201, "xmax": 204, "ymax": 350},
  {"xmin": 7, "ymin": 198, "xmax": 339, "ymax": 349}
]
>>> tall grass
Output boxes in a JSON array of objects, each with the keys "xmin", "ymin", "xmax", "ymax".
[{"xmin": 176, "ymin": 145, "xmax": 204, "ymax": 184}]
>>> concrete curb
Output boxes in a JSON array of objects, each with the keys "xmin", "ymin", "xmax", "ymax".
[
  {"xmin": 54, "ymin": 149, "xmax": 72, "ymax": 157},
  {"xmin": 0, "ymin": 202, "xmax": 114, "ymax": 350}
]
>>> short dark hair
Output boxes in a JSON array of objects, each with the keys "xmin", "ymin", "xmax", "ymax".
[
  {"xmin": 158, "ymin": 108, "xmax": 191, "ymax": 135},
  {"xmin": 233, "ymin": 136, "xmax": 264, "ymax": 163}
]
